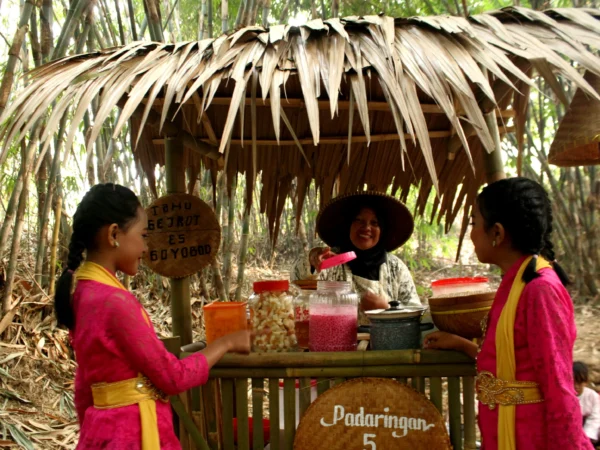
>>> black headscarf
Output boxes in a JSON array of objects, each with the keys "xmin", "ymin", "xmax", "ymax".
[{"xmin": 340, "ymin": 242, "xmax": 387, "ymax": 281}]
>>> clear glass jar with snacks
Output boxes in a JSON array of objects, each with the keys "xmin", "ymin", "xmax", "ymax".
[{"xmin": 249, "ymin": 280, "xmax": 297, "ymax": 352}]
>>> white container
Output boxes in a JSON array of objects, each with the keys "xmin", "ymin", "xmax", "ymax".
[{"xmin": 278, "ymin": 379, "xmax": 318, "ymax": 428}]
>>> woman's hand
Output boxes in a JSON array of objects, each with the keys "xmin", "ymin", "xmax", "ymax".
[
  {"xmin": 309, "ymin": 247, "xmax": 336, "ymax": 270},
  {"xmin": 224, "ymin": 330, "xmax": 252, "ymax": 354},
  {"xmin": 360, "ymin": 292, "xmax": 389, "ymax": 311},
  {"xmin": 423, "ymin": 331, "xmax": 478, "ymax": 358}
]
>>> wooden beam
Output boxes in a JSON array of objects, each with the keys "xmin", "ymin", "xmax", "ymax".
[
  {"xmin": 146, "ymin": 97, "xmax": 517, "ymax": 118},
  {"xmin": 152, "ymin": 127, "xmax": 515, "ymax": 147}
]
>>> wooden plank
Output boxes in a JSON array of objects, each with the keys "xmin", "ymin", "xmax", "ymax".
[
  {"xmin": 221, "ymin": 379, "xmax": 235, "ymax": 450},
  {"xmin": 298, "ymin": 378, "xmax": 312, "ymax": 419},
  {"xmin": 412, "ymin": 376, "xmax": 425, "ymax": 393},
  {"xmin": 235, "ymin": 378, "xmax": 250, "ymax": 450},
  {"xmin": 429, "ymin": 377, "xmax": 443, "ymax": 413},
  {"xmin": 283, "ymin": 379, "xmax": 296, "ymax": 450},
  {"xmin": 251, "ymin": 378, "xmax": 265, "ymax": 450},
  {"xmin": 448, "ymin": 377, "xmax": 463, "ymax": 450},
  {"xmin": 462, "ymin": 376, "xmax": 477, "ymax": 450},
  {"xmin": 316, "ymin": 378, "xmax": 330, "ymax": 397},
  {"xmin": 269, "ymin": 379, "xmax": 280, "ymax": 450}
]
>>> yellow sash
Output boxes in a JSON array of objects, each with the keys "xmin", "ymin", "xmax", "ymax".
[
  {"xmin": 75, "ymin": 261, "xmax": 161, "ymax": 450},
  {"xmin": 496, "ymin": 256, "xmax": 550, "ymax": 450}
]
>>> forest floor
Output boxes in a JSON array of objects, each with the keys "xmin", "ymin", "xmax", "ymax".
[{"xmin": 0, "ymin": 256, "xmax": 598, "ymax": 449}]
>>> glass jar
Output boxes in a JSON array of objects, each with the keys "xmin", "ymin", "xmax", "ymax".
[
  {"xmin": 309, "ymin": 281, "xmax": 359, "ymax": 352},
  {"xmin": 249, "ymin": 280, "xmax": 297, "ymax": 352},
  {"xmin": 294, "ymin": 289, "xmax": 312, "ymax": 350}
]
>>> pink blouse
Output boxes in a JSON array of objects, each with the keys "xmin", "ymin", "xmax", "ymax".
[
  {"xmin": 71, "ymin": 280, "xmax": 208, "ymax": 449},
  {"xmin": 476, "ymin": 256, "xmax": 592, "ymax": 449}
]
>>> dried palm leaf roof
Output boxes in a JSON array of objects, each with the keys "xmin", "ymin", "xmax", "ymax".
[
  {"xmin": 549, "ymin": 70, "xmax": 600, "ymax": 167},
  {"xmin": 3, "ymin": 7, "xmax": 600, "ymax": 244}
]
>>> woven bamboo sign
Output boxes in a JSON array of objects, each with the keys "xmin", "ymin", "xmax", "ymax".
[
  {"xmin": 143, "ymin": 193, "xmax": 221, "ymax": 278},
  {"xmin": 294, "ymin": 378, "xmax": 451, "ymax": 450}
]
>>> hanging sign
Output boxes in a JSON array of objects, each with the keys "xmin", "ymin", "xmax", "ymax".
[
  {"xmin": 294, "ymin": 378, "xmax": 450, "ymax": 450},
  {"xmin": 143, "ymin": 193, "xmax": 221, "ymax": 278}
]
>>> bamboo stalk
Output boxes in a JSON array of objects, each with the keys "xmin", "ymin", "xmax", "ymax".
[
  {"xmin": 47, "ymin": 192, "xmax": 63, "ymax": 296},
  {"xmin": 251, "ymin": 378, "xmax": 265, "ymax": 450},
  {"xmin": 221, "ymin": 0, "xmax": 229, "ymax": 33},
  {"xmin": 316, "ymin": 378, "xmax": 330, "ymax": 396},
  {"xmin": 40, "ymin": 0, "xmax": 53, "ymax": 62},
  {"xmin": 234, "ymin": 207, "xmax": 250, "ymax": 300},
  {"xmin": 429, "ymin": 377, "xmax": 443, "ymax": 413},
  {"xmin": 53, "ymin": 0, "xmax": 90, "ymax": 59},
  {"xmin": 448, "ymin": 377, "xmax": 463, "ymax": 450},
  {"xmin": 202, "ymin": 350, "xmax": 474, "ymax": 367},
  {"xmin": 127, "ymin": 0, "xmax": 138, "ymax": 40},
  {"xmin": 268, "ymin": 378, "xmax": 280, "ymax": 450},
  {"xmin": 171, "ymin": 396, "xmax": 211, "ymax": 450},
  {"xmin": 0, "ymin": 0, "xmax": 34, "ymax": 118},
  {"xmin": 397, "ymin": 377, "xmax": 407, "ymax": 384},
  {"xmin": 223, "ymin": 176, "xmax": 236, "ymax": 295},
  {"xmin": 262, "ymin": 0, "xmax": 271, "ymax": 26},
  {"xmin": 113, "ymin": 0, "xmax": 126, "ymax": 44},
  {"xmin": 299, "ymin": 377, "xmax": 312, "ymax": 418},
  {"xmin": 221, "ymin": 379, "xmax": 235, "ymax": 450},
  {"xmin": 462, "ymin": 376, "xmax": 476, "ymax": 450},
  {"xmin": 283, "ymin": 379, "xmax": 295, "ymax": 450},
  {"xmin": 235, "ymin": 378, "xmax": 250, "ymax": 450}
]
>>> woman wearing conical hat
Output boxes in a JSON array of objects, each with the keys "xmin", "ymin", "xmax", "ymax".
[{"xmin": 292, "ymin": 191, "xmax": 422, "ymax": 313}]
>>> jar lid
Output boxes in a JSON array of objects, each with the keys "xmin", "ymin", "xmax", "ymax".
[
  {"xmin": 253, "ymin": 280, "xmax": 289, "ymax": 293},
  {"xmin": 431, "ymin": 276, "xmax": 488, "ymax": 287},
  {"xmin": 320, "ymin": 251, "xmax": 357, "ymax": 271}
]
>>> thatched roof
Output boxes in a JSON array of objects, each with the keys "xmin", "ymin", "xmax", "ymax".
[
  {"xmin": 3, "ymin": 7, "xmax": 600, "ymax": 243},
  {"xmin": 549, "ymin": 71, "xmax": 600, "ymax": 167}
]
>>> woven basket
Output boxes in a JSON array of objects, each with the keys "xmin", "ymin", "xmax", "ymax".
[
  {"xmin": 428, "ymin": 291, "xmax": 495, "ymax": 339},
  {"xmin": 548, "ymin": 70, "xmax": 600, "ymax": 167}
]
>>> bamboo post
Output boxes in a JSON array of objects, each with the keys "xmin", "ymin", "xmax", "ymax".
[
  {"xmin": 429, "ymin": 377, "xmax": 443, "ymax": 413},
  {"xmin": 483, "ymin": 110, "xmax": 506, "ymax": 183},
  {"xmin": 48, "ymin": 193, "xmax": 63, "ymax": 296},
  {"xmin": 268, "ymin": 379, "xmax": 280, "ymax": 450},
  {"xmin": 298, "ymin": 378, "xmax": 312, "ymax": 418},
  {"xmin": 448, "ymin": 377, "xmax": 463, "ymax": 450},
  {"xmin": 222, "ymin": 379, "xmax": 235, "ymax": 450},
  {"xmin": 283, "ymin": 379, "xmax": 296, "ymax": 450},
  {"xmin": 235, "ymin": 378, "xmax": 250, "ymax": 450},
  {"xmin": 462, "ymin": 376, "xmax": 477, "ymax": 450},
  {"xmin": 165, "ymin": 136, "xmax": 192, "ymax": 346},
  {"xmin": 316, "ymin": 378, "xmax": 330, "ymax": 396},
  {"xmin": 251, "ymin": 378, "xmax": 265, "ymax": 450}
]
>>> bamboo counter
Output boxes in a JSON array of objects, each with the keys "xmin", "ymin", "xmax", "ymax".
[{"xmin": 179, "ymin": 349, "xmax": 478, "ymax": 450}]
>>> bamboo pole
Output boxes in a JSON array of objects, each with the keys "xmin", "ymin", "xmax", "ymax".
[
  {"xmin": 223, "ymin": 177, "xmax": 236, "ymax": 295},
  {"xmin": 299, "ymin": 377, "xmax": 312, "ymax": 418},
  {"xmin": 221, "ymin": 0, "xmax": 229, "ymax": 33},
  {"xmin": 200, "ymin": 349, "xmax": 474, "ymax": 367},
  {"xmin": 251, "ymin": 378, "xmax": 265, "ymax": 450},
  {"xmin": 48, "ymin": 191, "xmax": 63, "ymax": 296},
  {"xmin": 0, "ymin": 0, "xmax": 34, "ymax": 118},
  {"xmin": 127, "ymin": 0, "xmax": 138, "ymax": 40},
  {"xmin": 221, "ymin": 379, "xmax": 235, "ymax": 450},
  {"xmin": 268, "ymin": 378, "xmax": 280, "ymax": 450},
  {"xmin": 165, "ymin": 136, "xmax": 192, "ymax": 345},
  {"xmin": 235, "ymin": 378, "xmax": 250, "ymax": 450},
  {"xmin": 283, "ymin": 379, "xmax": 295, "ymax": 450},
  {"xmin": 316, "ymin": 378, "xmax": 330, "ymax": 396},
  {"xmin": 448, "ymin": 377, "xmax": 463, "ymax": 450},
  {"xmin": 113, "ymin": 0, "xmax": 126, "ymax": 44},
  {"xmin": 482, "ymin": 110, "xmax": 506, "ymax": 183},
  {"xmin": 462, "ymin": 376, "xmax": 477, "ymax": 450}
]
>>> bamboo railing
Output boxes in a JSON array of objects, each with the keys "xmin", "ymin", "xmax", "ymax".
[{"xmin": 177, "ymin": 349, "xmax": 478, "ymax": 450}]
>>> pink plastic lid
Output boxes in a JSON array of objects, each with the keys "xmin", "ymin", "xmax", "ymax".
[
  {"xmin": 320, "ymin": 251, "xmax": 357, "ymax": 271},
  {"xmin": 431, "ymin": 276, "xmax": 488, "ymax": 287}
]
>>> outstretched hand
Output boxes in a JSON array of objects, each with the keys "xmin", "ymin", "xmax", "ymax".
[
  {"xmin": 309, "ymin": 247, "xmax": 336, "ymax": 271},
  {"xmin": 423, "ymin": 331, "xmax": 478, "ymax": 359}
]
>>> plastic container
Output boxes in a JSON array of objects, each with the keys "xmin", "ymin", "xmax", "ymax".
[
  {"xmin": 203, "ymin": 301, "xmax": 247, "ymax": 344},
  {"xmin": 430, "ymin": 277, "xmax": 490, "ymax": 297},
  {"xmin": 294, "ymin": 289, "xmax": 312, "ymax": 350},
  {"xmin": 249, "ymin": 280, "xmax": 297, "ymax": 352},
  {"xmin": 309, "ymin": 281, "xmax": 359, "ymax": 352},
  {"xmin": 320, "ymin": 251, "xmax": 357, "ymax": 271}
]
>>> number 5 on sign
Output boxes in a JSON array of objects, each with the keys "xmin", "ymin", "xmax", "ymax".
[{"xmin": 363, "ymin": 433, "xmax": 376, "ymax": 450}]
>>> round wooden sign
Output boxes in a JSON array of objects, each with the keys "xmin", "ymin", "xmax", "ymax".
[
  {"xmin": 294, "ymin": 378, "xmax": 451, "ymax": 450},
  {"xmin": 143, "ymin": 193, "xmax": 221, "ymax": 278}
]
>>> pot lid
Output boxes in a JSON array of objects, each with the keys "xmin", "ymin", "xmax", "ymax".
[{"xmin": 365, "ymin": 300, "xmax": 427, "ymax": 320}]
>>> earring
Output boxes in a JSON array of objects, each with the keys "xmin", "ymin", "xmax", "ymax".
[
  {"xmin": 114, "ymin": 241, "xmax": 120, "ymax": 248},
  {"xmin": 492, "ymin": 240, "xmax": 496, "ymax": 247}
]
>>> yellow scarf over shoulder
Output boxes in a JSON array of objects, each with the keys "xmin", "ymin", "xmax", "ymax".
[
  {"xmin": 495, "ymin": 256, "xmax": 551, "ymax": 450},
  {"xmin": 75, "ymin": 261, "xmax": 160, "ymax": 450}
]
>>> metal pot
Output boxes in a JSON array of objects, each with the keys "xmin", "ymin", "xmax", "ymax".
[{"xmin": 365, "ymin": 301, "xmax": 433, "ymax": 350}]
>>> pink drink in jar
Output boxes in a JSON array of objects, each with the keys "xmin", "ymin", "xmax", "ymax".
[{"xmin": 308, "ymin": 281, "xmax": 359, "ymax": 352}]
